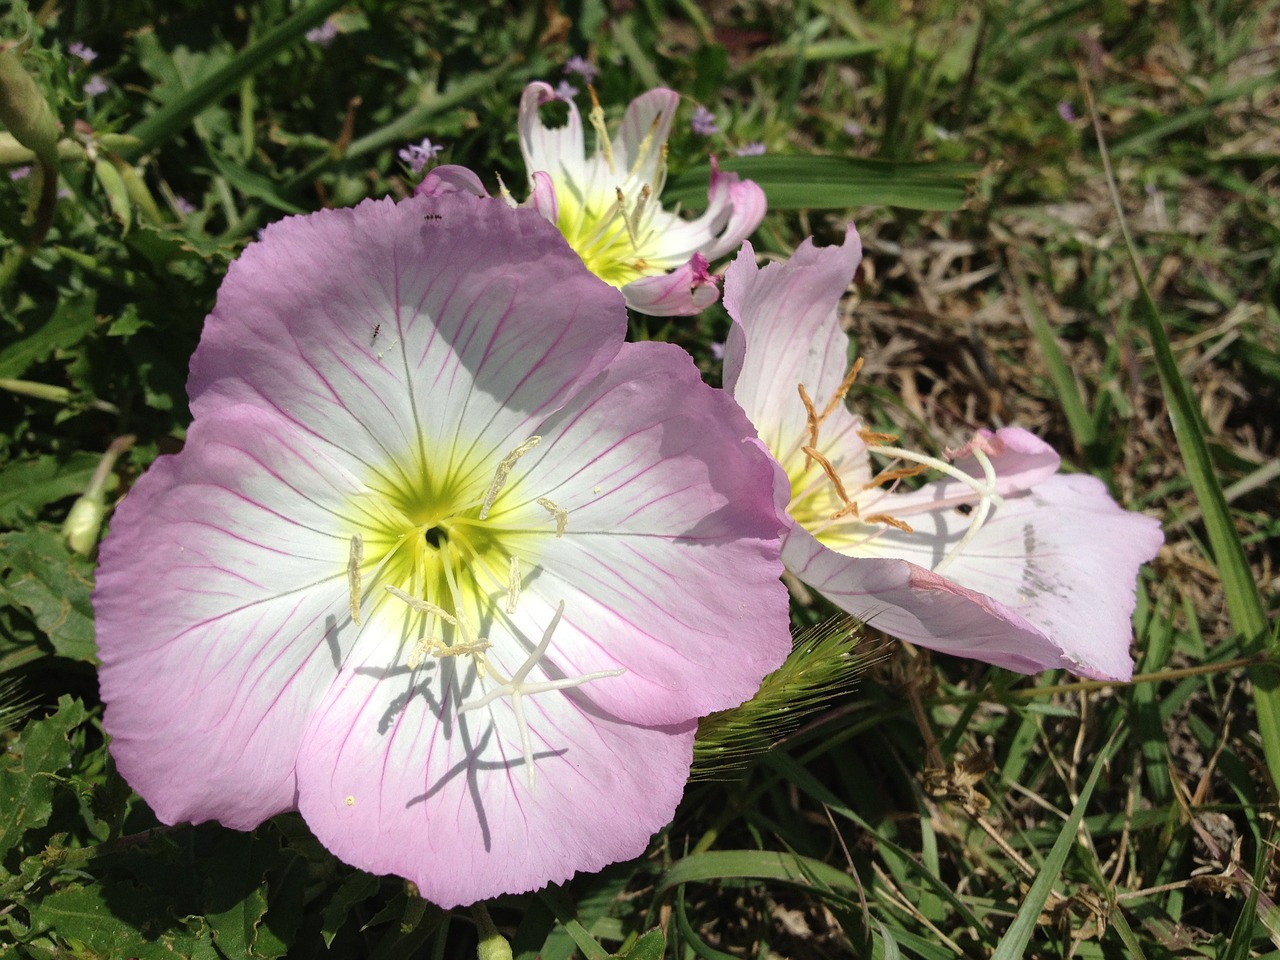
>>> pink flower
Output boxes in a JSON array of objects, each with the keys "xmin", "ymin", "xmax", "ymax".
[
  {"xmin": 562, "ymin": 55, "xmax": 598, "ymax": 83},
  {"xmin": 691, "ymin": 105, "xmax": 719, "ymax": 136},
  {"xmin": 418, "ymin": 82, "xmax": 766, "ymax": 316},
  {"xmin": 68, "ymin": 42, "xmax": 98, "ymax": 63},
  {"xmin": 722, "ymin": 229, "xmax": 1163, "ymax": 681},
  {"xmin": 398, "ymin": 137, "xmax": 444, "ymax": 173},
  {"xmin": 94, "ymin": 193, "xmax": 790, "ymax": 907}
]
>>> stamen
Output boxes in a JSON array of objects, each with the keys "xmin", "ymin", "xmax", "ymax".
[
  {"xmin": 862, "ymin": 463, "xmax": 928, "ymax": 491},
  {"xmin": 385, "ymin": 584, "xmax": 456, "ymax": 623},
  {"xmin": 536, "ymin": 497, "xmax": 569, "ymax": 537},
  {"xmin": 798, "ymin": 360, "xmax": 864, "ymax": 471},
  {"xmin": 858, "ymin": 428, "xmax": 899, "ymax": 445},
  {"xmin": 588, "ymin": 87, "xmax": 615, "ymax": 174},
  {"xmin": 615, "ymin": 186, "xmax": 640, "ymax": 251},
  {"xmin": 479, "ymin": 436, "xmax": 542, "ymax": 519},
  {"xmin": 386, "ymin": 583, "xmax": 493, "ymax": 672},
  {"xmin": 458, "ymin": 601, "xmax": 625, "ymax": 788},
  {"xmin": 801, "ymin": 445, "xmax": 859, "ymax": 520},
  {"xmin": 627, "ymin": 115, "xmax": 664, "ymax": 179},
  {"xmin": 862, "ymin": 514, "xmax": 914, "ymax": 534},
  {"xmin": 818, "ymin": 357, "xmax": 864, "ymax": 424},
  {"xmin": 506, "ymin": 555, "xmax": 521, "ymax": 615},
  {"xmin": 347, "ymin": 534, "xmax": 364, "ymax": 625},
  {"xmin": 797, "ymin": 385, "xmax": 820, "ymax": 467},
  {"xmin": 632, "ymin": 183, "xmax": 652, "ymax": 238}
]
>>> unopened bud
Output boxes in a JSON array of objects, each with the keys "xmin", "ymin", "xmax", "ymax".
[
  {"xmin": 63, "ymin": 435, "xmax": 135, "ymax": 555},
  {"xmin": 63, "ymin": 492, "xmax": 106, "ymax": 556}
]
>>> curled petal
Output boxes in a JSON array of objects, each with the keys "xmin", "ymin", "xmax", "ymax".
[
  {"xmin": 415, "ymin": 164, "xmax": 490, "ymax": 198},
  {"xmin": 526, "ymin": 169, "xmax": 559, "ymax": 223},
  {"xmin": 519, "ymin": 80, "xmax": 587, "ymax": 185},
  {"xmin": 621, "ymin": 254, "xmax": 720, "ymax": 316},
  {"xmin": 697, "ymin": 159, "xmax": 768, "ymax": 261}
]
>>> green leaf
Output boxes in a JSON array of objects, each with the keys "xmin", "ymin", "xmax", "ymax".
[
  {"xmin": 123, "ymin": 0, "xmax": 350, "ymax": 156},
  {"xmin": 616, "ymin": 928, "xmax": 665, "ymax": 960},
  {"xmin": 0, "ymin": 292, "xmax": 98, "ymax": 380},
  {"xmin": 320, "ymin": 871, "xmax": 380, "ymax": 947},
  {"xmin": 207, "ymin": 153, "xmax": 307, "ymax": 215},
  {"xmin": 0, "ymin": 453, "xmax": 104, "ymax": 527},
  {"xmin": 0, "ymin": 526, "xmax": 98, "ymax": 663},
  {"xmin": 0, "ymin": 696, "xmax": 86, "ymax": 858},
  {"xmin": 28, "ymin": 883, "xmax": 217, "ymax": 959},
  {"xmin": 663, "ymin": 155, "xmax": 978, "ymax": 212}
]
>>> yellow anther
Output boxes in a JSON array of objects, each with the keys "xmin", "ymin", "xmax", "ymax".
[
  {"xmin": 863, "ymin": 513, "xmax": 914, "ymax": 534},
  {"xmin": 385, "ymin": 584, "xmax": 456, "ymax": 623},
  {"xmin": 479, "ymin": 436, "xmax": 542, "ymax": 519},
  {"xmin": 506, "ymin": 555, "xmax": 522, "ymax": 615},
  {"xmin": 536, "ymin": 497, "xmax": 568, "ymax": 537},
  {"xmin": 615, "ymin": 186, "xmax": 640, "ymax": 250},
  {"xmin": 801, "ymin": 445, "xmax": 858, "ymax": 520},
  {"xmin": 347, "ymin": 534, "xmax": 364, "ymax": 625},
  {"xmin": 588, "ymin": 86, "xmax": 615, "ymax": 174},
  {"xmin": 862, "ymin": 463, "xmax": 928, "ymax": 492},
  {"xmin": 858, "ymin": 428, "xmax": 899, "ymax": 445}
]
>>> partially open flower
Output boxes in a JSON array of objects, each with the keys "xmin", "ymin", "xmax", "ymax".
[
  {"xmin": 723, "ymin": 229, "xmax": 1163, "ymax": 681},
  {"xmin": 94, "ymin": 193, "xmax": 791, "ymax": 907},
  {"xmin": 419, "ymin": 82, "xmax": 766, "ymax": 316}
]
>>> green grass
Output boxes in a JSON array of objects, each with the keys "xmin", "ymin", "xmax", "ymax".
[{"xmin": 1, "ymin": 0, "xmax": 1277, "ymax": 957}]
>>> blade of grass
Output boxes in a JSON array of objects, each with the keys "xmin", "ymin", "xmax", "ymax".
[
  {"xmin": 1011, "ymin": 266, "xmax": 1096, "ymax": 451},
  {"xmin": 990, "ymin": 731, "xmax": 1120, "ymax": 960},
  {"xmin": 123, "ymin": 0, "xmax": 347, "ymax": 156},
  {"xmin": 1083, "ymin": 73, "xmax": 1280, "ymax": 797},
  {"xmin": 663, "ymin": 155, "xmax": 978, "ymax": 212}
]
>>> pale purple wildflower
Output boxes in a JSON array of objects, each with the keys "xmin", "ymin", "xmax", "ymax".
[
  {"xmin": 9, "ymin": 165, "xmax": 32, "ymax": 181},
  {"xmin": 691, "ymin": 105, "xmax": 719, "ymax": 136},
  {"xmin": 1057, "ymin": 101, "xmax": 1077, "ymax": 122},
  {"xmin": 398, "ymin": 137, "xmax": 443, "ymax": 173},
  {"xmin": 722, "ymin": 228, "xmax": 1164, "ymax": 681},
  {"xmin": 843, "ymin": 121, "xmax": 864, "ymax": 137},
  {"xmin": 420, "ymin": 83, "xmax": 767, "ymax": 316},
  {"xmin": 95, "ymin": 193, "xmax": 790, "ymax": 908},
  {"xmin": 306, "ymin": 20, "xmax": 339, "ymax": 47},
  {"xmin": 735, "ymin": 142, "xmax": 766, "ymax": 157},
  {"xmin": 68, "ymin": 42, "xmax": 98, "ymax": 63},
  {"xmin": 562, "ymin": 55, "xmax": 598, "ymax": 83},
  {"xmin": 553, "ymin": 79, "xmax": 578, "ymax": 101},
  {"xmin": 173, "ymin": 196, "xmax": 196, "ymax": 216},
  {"xmin": 83, "ymin": 75, "xmax": 109, "ymax": 97}
]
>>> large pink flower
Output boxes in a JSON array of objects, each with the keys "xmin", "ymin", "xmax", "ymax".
[
  {"xmin": 722, "ymin": 228, "xmax": 1163, "ymax": 681},
  {"xmin": 420, "ymin": 82, "xmax": 766, "ymax": 316},
  {"xmin": 93, "ymin": 193, "xmax": 790, "ymax": 907}
]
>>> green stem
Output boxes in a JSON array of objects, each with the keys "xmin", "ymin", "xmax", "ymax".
[{"xmin": 471, "ymin": 903, "xmax": 513, "ymax": 960}]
